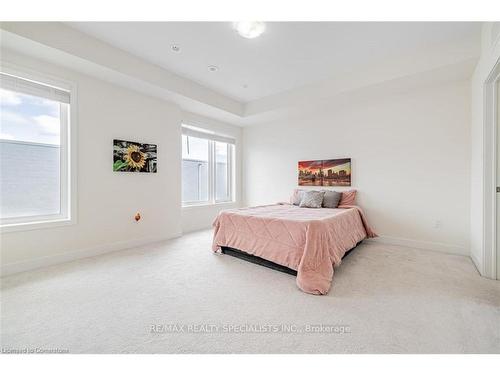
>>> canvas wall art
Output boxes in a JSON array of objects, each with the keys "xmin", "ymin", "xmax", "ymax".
[
  {"xmin": 113, "ymin": 139, "xmax": 157, "ymax": 173},
  {"xmin": 298, "ymin": 158, "xmax": 351, "ymax": 186}
]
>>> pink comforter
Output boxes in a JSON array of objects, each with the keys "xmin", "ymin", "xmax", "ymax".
[{"xmin": 212, "ymin": 203, "xmax": 376, "ymax": 295}]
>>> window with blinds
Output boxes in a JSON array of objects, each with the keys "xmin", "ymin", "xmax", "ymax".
[
  {"xmin": 0, "ymin": 70, "xmax": 74, "ymax": 230},
  {"xmin": 181, "ymin": 125, "xmax": 235, "ymax": 205}
]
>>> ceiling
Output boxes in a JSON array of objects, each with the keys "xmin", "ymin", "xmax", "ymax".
[{"xmin": 67, "ymin": 22, "xmax": 482, "ymax": 103}]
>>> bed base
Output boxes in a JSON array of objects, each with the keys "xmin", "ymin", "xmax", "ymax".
[{"xmin": 220, "ymin": 241, "xmax": 362, "ymax": 277}]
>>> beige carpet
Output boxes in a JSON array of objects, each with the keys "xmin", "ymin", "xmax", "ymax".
[{"xmin": 1, "ymin": 229, "xmax": 499, "ymax": 354}]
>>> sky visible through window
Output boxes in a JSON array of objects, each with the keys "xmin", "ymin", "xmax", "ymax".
[{"xmin": 0, "ymin": 88, "xmax": 60, "ymax": 145}]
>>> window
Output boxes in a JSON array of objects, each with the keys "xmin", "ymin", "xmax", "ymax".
[
  {"xmin": 182, "ymin": 125, "xmax": 234, "ymax": 206},
  {"xmin": 0, "ymin": 70, "xmax": 75, "ymax": 230},
  {"xmin": 215, "ymin": 141, "xmax": 230, "ymax": 201},
  {"xmin": 182, "ymin": 134, "xmax": 209, "ymax": 203}
]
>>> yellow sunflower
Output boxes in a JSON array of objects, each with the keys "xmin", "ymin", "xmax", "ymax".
[{"xmin": 124, "ymin": 145, "xmax": 146, "ymax": 170}]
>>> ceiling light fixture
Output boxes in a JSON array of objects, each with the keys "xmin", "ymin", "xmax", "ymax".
[
  {"xmin": 234, "ymin": 21, "xmax": 266, "ymax": 39},
  {"xmin": 208, "ymin": 65, "xmax": 219, "ymax": 72}
]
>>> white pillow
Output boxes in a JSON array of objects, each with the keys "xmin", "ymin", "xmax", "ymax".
[{"xmin": 290, "ymin": 189, "xmax": 305, "ymax": 205}]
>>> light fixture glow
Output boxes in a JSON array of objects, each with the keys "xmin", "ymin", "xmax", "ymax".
[{"xmin": 234, "ymin": 21, "xmax": 266, "ymax": 39}]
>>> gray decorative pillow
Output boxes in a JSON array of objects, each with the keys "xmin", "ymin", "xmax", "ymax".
[
  {"xmin": 299, "ymin": 191, "xmax": 325, "ymax": 208},
  {"xmin": 322, "ymin": 190, "xmax": 342, "ymax": 208}
]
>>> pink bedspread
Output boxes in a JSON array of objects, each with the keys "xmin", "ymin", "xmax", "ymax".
[{"xmin": 212, "ymin": 203, "xmax": 376, "ymax": 295}]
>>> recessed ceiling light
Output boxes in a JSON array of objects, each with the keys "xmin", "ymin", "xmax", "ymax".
[
  {"xmin": 208, "ymin": 65, "xmax": 219, "ymax": 72},
  {"xmin": 233, "ymin": 22, "xmax": 266, "ymax": 39},
  {"xmin": 171, "ymin": 44, "xmax": 181, "ymax": 53}
]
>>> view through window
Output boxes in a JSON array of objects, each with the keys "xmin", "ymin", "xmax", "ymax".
[
  {"xmin": 0, "ymin": 73, "xmax": 70, "ymax": 225},
  {"xmin": 181, "ymin": 131, "xmax": 234, "ymax": 205}
]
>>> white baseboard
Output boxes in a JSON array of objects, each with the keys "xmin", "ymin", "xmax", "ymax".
[
  {"xmin": 1, "ymin": 232, "xmax": 182, "ymax": 277},
  {"xmin": 182, "ymin": 225, "xmax": 212, "ymax": 235},
  {"xmin": 470, "ymin": 251, "xmax": 483, "ymax": 275},
  {"xmin": 365, "ymin": 235, "xmax": 468, "ymax": 256},
  {"xmin": 2, "ymin": 232, "xmax": 469, "ymax": 277}
]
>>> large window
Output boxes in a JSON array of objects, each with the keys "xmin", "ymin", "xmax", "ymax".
[
  {"xmin": 0, "ymin": 70, "xmax": 74, "ymax": 230},
  {"xmin": 182, "ymin": 125, "xmax": 234, "ymax": 206}
]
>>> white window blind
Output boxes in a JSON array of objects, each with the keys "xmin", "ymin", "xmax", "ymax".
[
  {"xmin": 181, "ymin": 125, "xmax": 236, "ymax": 145},
  {"xmin": 0, "ymin": 72, "xmax": 70, "ymax": 104}
]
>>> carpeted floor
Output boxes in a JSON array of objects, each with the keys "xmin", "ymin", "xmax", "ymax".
[{"xmin": 1, "ymin": 229, "xmax": 499, "ymax": 354}]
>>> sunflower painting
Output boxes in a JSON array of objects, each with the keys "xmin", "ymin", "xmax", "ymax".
[{"xmin": 113, "ymin": 139, "xmax": 157, "ymax": 173}]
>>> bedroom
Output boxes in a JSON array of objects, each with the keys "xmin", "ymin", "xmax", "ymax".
[{"xmin": 0, "ymin": 1, "xmax": 499, "ymax": 372}]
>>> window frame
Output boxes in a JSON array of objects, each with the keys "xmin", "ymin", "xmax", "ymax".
[
  {"xmin": 181, "ymin": 134, "xmax": 210, "ymax": 205},
  {"xmin": 0, "ymin": 63, "xmax": 78, "ymax": 233},
  {"xmin": 214, "ymin": 141, "xmax": 233, "ymax": 203},
  {"xmin": 181, "ymin": 126, "xmax": 235, "ymax": 207}
]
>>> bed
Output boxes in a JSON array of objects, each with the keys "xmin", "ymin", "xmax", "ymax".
[{"xmin": 212, "ymin": 203, "xmax": 376, "ymax": 295}]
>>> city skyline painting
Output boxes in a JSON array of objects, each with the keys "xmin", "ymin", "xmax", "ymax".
[{"xmin": 298, "ymin": 158, "xmax": 351, "ymax": 186}]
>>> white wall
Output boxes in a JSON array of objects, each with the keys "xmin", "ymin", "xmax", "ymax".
[
  {"xmin": 0, "ymin": 49, "xmax": 240, "ymax": 273},
  {"xmin": 243, "ymin": 80, "xmax": 471, "ymax": 254},
  {"xmin": 470, "ymin": 22, "xmax": 500, "ymax": 276},
  {"xmin": 497, "ymin": 80, "xmax": 500, "ymax": 279}
]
